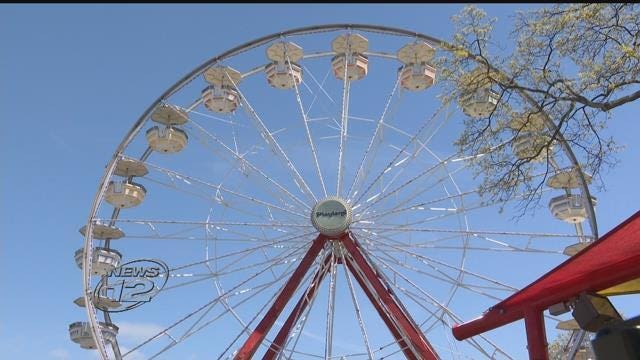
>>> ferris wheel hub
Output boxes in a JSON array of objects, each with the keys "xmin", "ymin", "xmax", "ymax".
[{"xmin": 311, "ymin": 197, "xmax": 352, "ymax": 237}]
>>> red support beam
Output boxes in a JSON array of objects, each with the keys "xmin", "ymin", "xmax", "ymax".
[
  {"xmin": 524, "ymin": 308, "xmax": 548, "ymax": 360},
  {"xmin": 344, "ymin": 257, "xmax": 417, "ymax": 360},
  {"xmin": 262, "ymin": 254, "xmax": 333, "ymax": 360},
  {"xmin": 341, "ymin": 233, "xmax": 439, "ymax": 360},
  {"xmin": 453, "ymin": 210, "xmax": 640, "ymax": 344},
  {"xmin": 235, "ymin": 235, "xmax": 328, "ymax": 360}
]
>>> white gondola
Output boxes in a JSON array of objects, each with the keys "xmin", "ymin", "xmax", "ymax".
[
  {"xmin": 114, "ymin": 158, "xmax": 148, "ymax": 178},
  {"xmin": 563, "ymin": 242, "xmax": 591, "ymax": 257},
  {"xmin": 547, "ymin": 169, "xmax": 593, "ymax": 189},
  {"xmin": 512, "ymin": 132, "xmax": 552, "ymax": 162},
  {"xmin": 398, "ymin": 63, "xmax": 436, "ymax": 91},
  {"xmin": 331, "ymin": 34, "xmax": 369, "ymax": 81},
  {"xmin": 202, "ymin": 66, "xmax": 242, "ymax": 113},
  {"xmin": 202, "ymin": 85, "xmax": 240, "ymax": 113},
  {"xmin": 146, "ymin": 126, "xmax": 188, "ymax": 153},
  {"xmin": 457, "ymin": 66, "xmax": 501, "ymax": 118},
  {"xmin": 73, "ymin": 293, "xmax": 121, "ymax": 310},
  {"xmin": 69, "ymin": 321, "xmax": 119, "ymax": 349},
  {"xmin": 75, "ymin": 247, "xmax": 122, "ymax": 276},
  {"xmin": 104, "ymin": 180, "xmax": 146, "ymax": 208},
  {"xmin": 509, "ymin": 112, "xmax": 546, "ymax": 132},
  {"xmin": 397, "ymin": 42, "xmax": 436, "ymax": 91},
  {"xmin": 556, "ymin": 319, "xmax": 581, "ymax": 331},
  {"xmin": 549, "ymin": 194, "xmax": 597, "ymax": 224},
  {"xmin": 265, "ymin": 61, "xmax": 303, "ymax": 89},
  {"xmin": 332, "ymin": 53, "xmax": 369, "ymax": 81},
  {"xmin": 150, "ymin": 103, "xmax": 188, "ymax": 126},
  {"xmin": 459, "ymin": 87, "xmax": 499, "ymax": 118},
  {"xmin": 79, "ymin": 222, "xmax": 124, "ymax": 240},
  {"xmin": 265, "ymin": 42, "xmax": 303, "ymax": 89}
]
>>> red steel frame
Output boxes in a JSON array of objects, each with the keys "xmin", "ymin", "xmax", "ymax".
[
  {"xmin": 452, "ymin": 210, "xmax": 640, "ymax": 360},
  {"xmin": 234, "ymin": 232, "xmax": 439, "ymax": 359}
]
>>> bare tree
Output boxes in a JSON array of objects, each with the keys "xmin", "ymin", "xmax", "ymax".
[
  {"xmin": 436, "ymin": 4, "xmax": 639, "ymax": 216},
  {"xmin": 548, "ymin": 330, "xmax": 594, "ymax": 360}
]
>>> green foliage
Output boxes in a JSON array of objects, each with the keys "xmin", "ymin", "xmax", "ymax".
[{"xmin": 437, "ymin": 4, "xmax": 638, "ymax": 215}]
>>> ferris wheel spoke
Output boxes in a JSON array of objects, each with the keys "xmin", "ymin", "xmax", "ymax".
[
  {"xmin": 224, "ymin": 73, "xmax": 318, "ymax": 205},
  {"xmin": 355, "ymin": 165, "xmax": 467, "ymax": 223},
  {"xmin": 188, "ymin": 118, "xmax": 311, "ymax": 212},
  {"xmin": 355, "ymin": 152, "xmax": 461, "ymax": 217},
  {"xmin": 335, "ymin": 252, "xmax": 378, "ymax": 359},
  {"xmin": 124, "ymin": 242, "xmax": 307, "ymax": 358},
  {"xmin": 389, "ymin": 284, "xmax": 511, "ymax": 359},
  {"xmin": 164, "ymin": 231, "xmax": 315, "ymax": 274},
  {"xmin": 287, "ymin": 56, "xmax": 328, "ymax": 199},
  {"xmin": 361, "ymin": 250, "xmax": 514, "ymax": 359},
  {"xmin": 278, "ymin": 262, "xmax": 331, "ymax": 359},
  {"xmin": 336, "ymin": 60, "xmax": 351, "ymax": 197},
  {"xmin": 324, "ymin": 253, "xmax": 338, "ymax": 359},
  {"xmin": 274, "ymin": 254, "xmax": 334, "ymax": 359},
  {"xmin": 139, "ymin": 172, "xmax": 303, "ymax": 225},
  {"xmin": 301, "ymin": 64, "xmax": 336, "ymax": 106},
  {"xmin": 103, "ymin": 218, "xmax": 312, "ymax": 248},
  {"xmin": 149, "ymin": 264, "xmax": 302, "ymax": 360},
  {"xmin": 217, "ymin": 249, "xmax": 330, "ymax": 360},
  {"xmin": 358, "ymin": 169, "xmax": 561, "ymax": 224},
  {"xmin": 358, "ymin": 225, "xmax": 573, "ymax": 255},
  {"xmin": 354, "ymin": 223, "xmax": 580, "ymax": 240},
  {"xmin": 351, "ymin": 101, "xmax": 450, "ymax": 205},
  {"xmin": 369, "ymin": 247, "xmax": 506, "ymax": 302},
  {"xmin": 361, "ymin": 231, "xmax": 529, "ymax": 288},
  {"xmin": 354, "ymin": 189, "xmax": 478, "ymax": 223},
  {"xmin": 353, "ymin": 157, "xmax": 470, "ymax": 222},
  {"xmin": 135, "ymin": 158, "xmax": 309, "ymax": 219},
  {"xmin": 185, "ymin": 107, "xmax": 244, "ymax": 126},
  {"xmin": 161, "ymin": 242, "xmax": 308, "ymax": 293}
]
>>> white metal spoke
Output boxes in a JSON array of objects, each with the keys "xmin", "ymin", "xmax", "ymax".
[
  {"xmin": 324, "ymin": 253, "xmax": 337, "ymax": 360},
  {"xmin": 287, "ymin": 55, "xmax": 328, "ymax": 198},
  {"xmin": 216, "ymin": 248, "xmax": 330, "ymax": 360},
  {"xmin": 134, "ymin": 157, "xmax": 309, "ymax": 219},
  {"xmin": 351, "ymin": 101, "xmax": 449, "ymax": 205},
  {"xmin": 301, "ymin": 64, "xmax": 335, "ymax": 106},
  {"xmin": 336, "ymin": 60, "xmax": 351, "ymax": 197},
  {"xmin": 277, "ymin": 252, "xmax": 333, "ymax": 359},
  {"xmin": 339, "ymin": 251, "xmax": 375, "ymax": 360},
  {"xmin": 123, "ymin": 241, "xmax": 306, "ymax": 358},
  {"xmin": 226, "ymin": 73, "xmax": 318, "ymax": 204},
  {"xmin": 150, "ymin": 261, "xmax": 303, "ymax": 360},
  {"xmin": 355, "ymin": 152, "xmax": 461, "ymax": 216},
  {"xmin": 347, "ymin": 78, "xmax": 400, "ymax": 199},
  {"xmin": 188, "ymin": 118, "xmax": 311, "ymax": 211},
  {"xmin": 165, "ymin": 231, "xmax": 315, "ymax": 274},
  {"xmin": 361, "ymin": 248, "xmax": 513, "ymax": 358}
]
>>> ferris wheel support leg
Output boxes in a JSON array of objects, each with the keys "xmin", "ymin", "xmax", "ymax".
[
  {"xmin": 234, "ymin": 235, "xmax": 328, "ymax": 360},
  {"xmin": 262, "ymin": 254, "xmax": 334, "ymax": 360},
  {"xmin": 524, "ymin": 308, "xmax": 549, "ymax": 360},
  {"xmin": 341, "ymin": 233, "xmax": 439, "ymax": 360}
]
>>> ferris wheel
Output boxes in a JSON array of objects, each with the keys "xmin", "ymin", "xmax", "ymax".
[{"xmin": 70, "ymin": 24, "xmax": 597, "ymax": 359}]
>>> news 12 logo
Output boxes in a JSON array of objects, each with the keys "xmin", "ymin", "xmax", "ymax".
[{"xmin": 93, "ymin": 259, "xmax": 169, "ymax": 313}]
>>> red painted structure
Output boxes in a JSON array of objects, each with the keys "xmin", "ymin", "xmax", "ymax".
[
  {"xmin": 453, "ymin": 210, "xmax": 640, "ymax": 360},
  {"xmin": 234, "ymin": 232, "xmax": 438, "ymax": 360}
]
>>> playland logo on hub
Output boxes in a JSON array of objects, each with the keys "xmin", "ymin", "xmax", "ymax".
[{"xmin": 315, "ymin": 210, "xmax": 347, "ymax": 218}]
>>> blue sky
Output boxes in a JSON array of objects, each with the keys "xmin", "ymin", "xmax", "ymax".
[{"xmin": 2, "ymin": 4, "xmax": 639, "ymax": 360}]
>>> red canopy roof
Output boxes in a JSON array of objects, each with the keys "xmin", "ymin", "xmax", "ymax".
[{"xmin": 453, "ymin": 210, "xmax": 640, "ymax": 340}]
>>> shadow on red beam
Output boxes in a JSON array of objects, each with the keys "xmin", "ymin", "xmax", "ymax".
[{"xmin": 453, "ymin": 209, "xmax": 640, "ymax": 341}]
